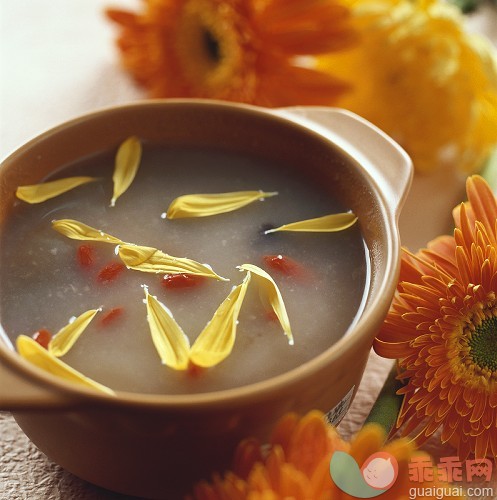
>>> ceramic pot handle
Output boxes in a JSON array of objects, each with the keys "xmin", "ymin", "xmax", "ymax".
[
  {"xmin": 273, "ymin": 107, "xmax": 413, "ymax": 219},
  {"xmin": 0, "ymin": 339, "xmax": 78, "ymax": 409}
]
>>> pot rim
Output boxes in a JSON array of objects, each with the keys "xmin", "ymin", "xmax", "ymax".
[{"xmin": 0, "ymin": 98, "xmax": 407, "ymax": 410}]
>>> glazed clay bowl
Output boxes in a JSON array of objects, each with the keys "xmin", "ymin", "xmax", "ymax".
[{"xmin": 0, "ymin": 100, "xmax": 412, "ymax": 499}]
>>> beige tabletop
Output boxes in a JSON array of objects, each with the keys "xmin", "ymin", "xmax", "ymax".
[{"xmin": 1, "ymin": 1, "xmax": 497, "ymax": 499}]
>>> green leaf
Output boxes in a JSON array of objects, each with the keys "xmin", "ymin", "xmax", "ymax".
[{"xmin": 364, "ymin": 363, "xmax": 404, "ymax": 438}]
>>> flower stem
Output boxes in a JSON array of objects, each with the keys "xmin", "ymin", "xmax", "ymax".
[{"xmin": 363, "ymin": 362, "xmax": 404, "ymax": 438}]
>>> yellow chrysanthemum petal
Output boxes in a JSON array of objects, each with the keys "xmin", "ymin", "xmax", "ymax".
[
  {"xmin": 16, "ymin": 176, "xmax": 98, "ymax": 204},
  {"xmin": 189, "ymin": 272, "xmax": 251, "ymax": 368},
  {"xmin": 144, "ymin": 287, "xmax": 191, "ymax": 370},
  {"xmin": 239, "ymin": 264, "xmax": 293, "ymax": 345},
  {"xmin": 265, "ymin": 213, "xmax": 357, "ymax": 234},
  {"xmin": 111, "ymin": 136, "xmax": 142, "ymax": 207},
  {"xmin": 52, "ymin": 219, "xmax": 124, "ymax": 245},
  {"xmin": 166, "ymin": 191, "xmax": 278, "ymax": 219},
  {"xmin": 17, "ymin": 336, "xmax": 114, "ymax": 395},
  {"xmin": 118, "ymin": 244, "xmax": 229, "ymax": 281},
  {"xmin": 48, "ymin": 309, "xmax": 100, "ymax": 357}
]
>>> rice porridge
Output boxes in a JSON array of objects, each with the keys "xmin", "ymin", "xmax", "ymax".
[{"xmin": 0, "ymin": 144, "xmax": 369, "ymax": 394}]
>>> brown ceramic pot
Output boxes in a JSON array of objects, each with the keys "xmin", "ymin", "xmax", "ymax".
[{"xmin": 0, "ymin": 100, "xmax": 412, "ymax": 499}]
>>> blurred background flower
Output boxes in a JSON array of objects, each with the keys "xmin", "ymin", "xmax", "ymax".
[
  {"xmin": 107, "ymin": 0, "xmax": 497, "ymax": 174},
  {"xmin": 106, "ymin": 0, "xmax": 357, "ymax": 106},
  {"xmin": 319, "ymin": 0, "xmax": 497, "ymax": 174},
  {"xmin": 189, "ymin": 410, "xmax": 464, "ymax": 499}
]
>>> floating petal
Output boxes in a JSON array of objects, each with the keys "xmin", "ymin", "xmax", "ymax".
[
  {"xmin": 52, "ymin": 219, "xmax": 124, "ymax": 245},
  {"xmin": 189, "ymin": 273, "xmax": 251, "ymax": 368},
  {"xmin": 17, "ymin": 335, "xmax": 114, "ymax": 395},
  {"xmin": 144, "ymin": 288, "xmax": 190, "ymax": 370},
  {"xmin": 118, "ymin": 244, "xmax": 229, "ymax": 281},
  {"xmin": 166, "ymin": 191, "xmax": 278, "ymax": 219},
  {"xmin": 111, "ymin": 136, "xmax": 142, "ymax": 207},
  {"xmin": 48, "ymin": 309, "xmax": 101, "ymax": 357},
  {"xmin": 239, "ymin": 264, "xmax": 293, "ymax": 345},
  {"xmin": 16, "ymin": 177, "xmax": 99, "ymax": 204},
  {"xmin": 265, "ymin": 212, "xmax": 357, "ymax": 233}
]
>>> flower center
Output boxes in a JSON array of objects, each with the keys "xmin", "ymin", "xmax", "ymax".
[
  {"xmin": 203, "ymin": 28, "xmax": 221, "ymax": 63},
  {"xmin": 467, "ymin": 315, "xmax": 497, "ymax": 373},
  {"xmin": 174, "ymin": 0, "xmax": 253, "ymax": 95}
]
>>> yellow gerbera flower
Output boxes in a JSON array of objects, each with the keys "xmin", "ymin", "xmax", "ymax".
[
  {"xmin": 320, "ymin": 0, "xmax": 497, "ymax": 174},
  {"xmin": 375, "ymin": 175, "xmax": 497, "ymax": 460},
  {"xmin": 189, "ymin": 410, "xmax": 462, "ymax": 499},
  {"xmin": 106, "ymin": 0, "xmax": 357, "ymax": 106}
]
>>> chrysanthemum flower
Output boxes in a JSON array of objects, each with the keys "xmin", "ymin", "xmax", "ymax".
[
  {"xmin": 189, "ymin": 410, "xmax": 462, "ymax": 499},
  {"xmin": 319, "ymin": 0, "xmax": 497, "ymax": 174},
  {"xmin": 106, "ymin": 0, "xmax": 357, "ymax": 106},
  {"xmin": 375, "ymin": 175, "xmax": 497, "ymax": 460}
]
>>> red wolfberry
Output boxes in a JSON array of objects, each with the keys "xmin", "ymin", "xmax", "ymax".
[
  {"xmin": 161, "ymin": 273, "xmax": 206, "ymax": 289},
  {"xmin": 262, "ymin": 254, "xmax": 310, "ymax": 281},
  {"xmin": 100, "ymin": 307, "xmax": 124, "ymax": 326},
  {"xmin": 77, "ymin": 244, "xmax": 95, "ymax": 267},
  {"xmin": 97, "ymin": 262, "xmax": 126, "ymax": 283},
  {"xmin": 32, "ymin": 329, "xmax": 52, "ymax": 349},
  {"xmin": 266, "ymin": 310, "xmax": 279, "ymax": 322},
  {"xmin": 187, "ymin": 361, "xmax": 205, "ymax": 378}
]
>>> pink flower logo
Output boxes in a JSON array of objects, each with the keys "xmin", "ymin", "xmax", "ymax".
[{"xmin": 330, "ymin": 450, "xmax": 399, "ymax": 498}]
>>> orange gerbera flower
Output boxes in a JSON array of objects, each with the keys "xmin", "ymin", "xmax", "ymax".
[
  {"xmin": 105, "ymin": 0, "xmax": 357, "ymax": 106},
  {"xmin": 375, "ymin": 175, "xmax": 497, "ymax": 460},
  {"xmin": 189, "ymin": 410, "xmax": 463, "ymax": 499}
]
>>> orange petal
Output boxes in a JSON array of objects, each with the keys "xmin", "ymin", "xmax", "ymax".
[
  {"xmin": 259, "ymin": 25, "xmax": 357, "ymax": 56},
  {"xmin": 270, "ymin": 412, "xmax": 300, "ymax": 453},
  {"xmin": 373, "ymin": 338, "xmax": 412, "ymax": 358},
  {"xmin": 470, "ymin": 393, "xmax": 487, "ymax": 423},
  {"xmin": 466, "ymin": 175, "xmax": 497, "ymax": 238},
  {"xmin": 256, "ymin": 62, "xmax": 351, "ymax": 106},
  {"xmin": 105, "ymin": 8, "xmax": 138, "ymax": 27},
  {"xmin": 348, "ymin": 423, "xmax": 386, "ymax": 466},
  {"xmin": 233, "ymin": 438, "xmax": 264, "ymax": 480},
  {"xmin": 287, "ymin": 411, "xmax": 331, "ymax": 476},
  {"xmin": 278, "ymin": 464, "xmax": 308, "ymax": 498}
]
